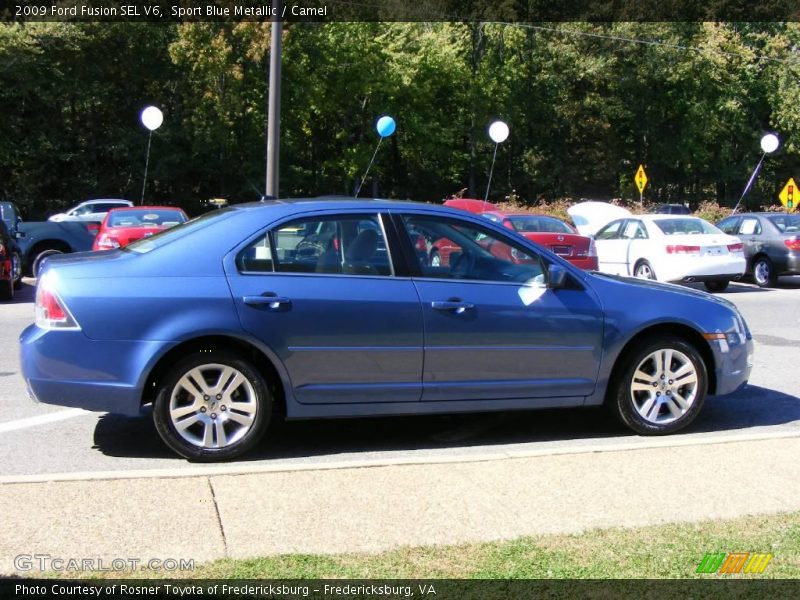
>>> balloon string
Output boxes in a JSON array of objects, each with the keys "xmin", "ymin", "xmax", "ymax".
[
  {"xmin": 141, "ymin": 130, "xmax": 152, "ymax": 205},
  {"xmin": 355, "ymin": 137, "xmax": 383, "ymax": 198},
  {"xmin": 483, "ymin": 142, "xmax": 499, "ymax": 210}
]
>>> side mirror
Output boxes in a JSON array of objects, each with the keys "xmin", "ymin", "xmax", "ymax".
[{"xmin": 547, "ymin": 264, "xmax": 568, "ymax": 289}]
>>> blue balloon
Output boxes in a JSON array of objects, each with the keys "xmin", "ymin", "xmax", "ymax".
[{"xmin": 376, "ymin": 116, "xmax": 396, "ymax": 138}]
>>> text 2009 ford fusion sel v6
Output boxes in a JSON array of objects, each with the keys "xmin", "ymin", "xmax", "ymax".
[{"xmin": 20, "ymin": 198, "xmax": 753, "ymax": 461}]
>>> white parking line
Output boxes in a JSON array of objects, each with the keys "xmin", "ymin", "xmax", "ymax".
[{"xmin": 0, "ymin": 408, "xmax": 91, "ymax": 434}]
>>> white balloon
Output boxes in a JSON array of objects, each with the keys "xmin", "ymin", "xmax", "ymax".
[
  {"xmin": 141, "ymin": 106, "xmax": 163, "ymax": 131},
  {"xmin": 488, "ymin": 120, "xmax": 509, "ymax": 144},
  {"xmin": 760, "ymin": 133, "xmax": 779, "ymax": 154}
]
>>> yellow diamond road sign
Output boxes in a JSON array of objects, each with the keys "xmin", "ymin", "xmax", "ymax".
[
  {"xmin": 779, "ymin": 178, "xmax": 798, "ymax": 211},
  {"xmin": 635, "ymin": 165, "xmax": 648, "ymax": 194}
]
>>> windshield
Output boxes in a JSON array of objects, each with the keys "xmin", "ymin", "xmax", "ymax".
[
  {"xmin": 124, "ymin": 208, "xmax": 234, "ymax": 254},
  {"xmin": 108, "ymin": 209, "xmax": 187, "ymax": 228},
  {"xmin": 652, "ymin": 218, "xmax": 721, "ymax": 235},
  {"xmin": 767, "ymin": 214, "xmax": 800, "ymax": 233},
  {"xmin": 508, "ymin": 215, "xmax": 573, "ymax": 233}
]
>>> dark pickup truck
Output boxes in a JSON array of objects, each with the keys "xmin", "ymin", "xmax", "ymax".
[{"xmin": 0, "ymin": 201, "xmax": 98, "ymax": 277}]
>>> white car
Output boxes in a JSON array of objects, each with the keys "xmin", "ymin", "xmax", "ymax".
[
  {"xmin": 48, "ymin": 199, "xmax": 133, "ymax": 222},
  {"xmin": 568, "ymin": 203, "xmax": 746, "ymax": 292}
]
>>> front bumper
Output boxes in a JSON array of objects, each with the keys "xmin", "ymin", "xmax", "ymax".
[
  {"xmin": 20, "ymin": 325, "xmax": 174, "ymax": 416},
  {"xmin": 711, "ymin": 335, "xmax": 754, "ymax": 396}
]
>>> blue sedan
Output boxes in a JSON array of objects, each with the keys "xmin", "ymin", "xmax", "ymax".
[{"xmin": 20, "ymin": 199, "xmax": 753, "ymax": 461}]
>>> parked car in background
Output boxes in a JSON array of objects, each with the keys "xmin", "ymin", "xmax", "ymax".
[
  {"xmin": 570, "ymin": 203, "xmax": 745, "ymax": 292},
  {"xmin": 654, "ymin": 203, "xmax": 692, "ymax": 215},
  {"xmin": 93, "ymin": 206, "xmax": 189, "ymax": 251},
  {"xmin": 21, "ymin": 198, "xmax": 753, "ymax": 461},
  {"xmin": 716, "ymin": 212, "xmax": 800, "ymax": 287},
  {"xmin": 48, "ymin": 199, "xmax": 132, "ymax": 222},
  {"xmin": 443, "ymin": 198, "xmax": 498, "ymax": 214},
  {"xmin": 0, "ymin": 219, "xmax": 20, "ymax": 300},
  {"xmin": 481, "ymin": 211, "xmax": 598, "ymax": 270},
  {"xmin": 0, "ymin": 201, "xmax": 99, "ymax": 278},
  {"xmin": 0, "ymin": 202, "xmax": 23, "ymax": 291}
]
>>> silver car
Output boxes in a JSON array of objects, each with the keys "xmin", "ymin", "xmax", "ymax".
[
  {"xmin": 717, "ymin": 212, "xmax": 800, "ymax": 287},
  {"xmin": 48, "ymin": 199, "xmax": 133, "ymax": 223}
]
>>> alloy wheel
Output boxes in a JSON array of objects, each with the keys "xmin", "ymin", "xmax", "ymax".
[{"xmin": 629, "ymin": 348, "xmax": 699, "ymax": 425}]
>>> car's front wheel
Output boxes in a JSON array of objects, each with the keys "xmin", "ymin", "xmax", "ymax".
[
  {"xmin": 153, "ymin": 351, "xmax": 272, "ymax": 461},
  {"xmin": 11, "ymin": 251, "xmax": 23, "ymax": 290},
  {"xmin": 609, "ymin": 336, "xmax": 707, "ymax": 435}
]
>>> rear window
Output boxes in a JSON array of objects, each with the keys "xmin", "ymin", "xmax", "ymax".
[
  {"xmin": 768, "ymin": 214, "xmax": 800, "ymax": 233},
  {"xmin": 108, "ymin": 209, "xmax": 187, "ymax": 228},
  {"xmin": 652, "ymin": 218, "xmax": 720, "ymax": 235},
  {"xmin": 124, "ymin": 209, "xmax": 233, "ymax": 254},
  {"xmin": 508, "ymin": 215, "xmax": 572, "ymax": 233}
]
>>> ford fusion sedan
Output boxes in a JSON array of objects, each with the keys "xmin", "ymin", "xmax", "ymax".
[
  {"xmin": 20, "ymin": 199, "xmax": 753, "ymax": 461},
  {"xmin": 93, "ymin": 206, "xmax": 189, "ymax": 250},
  {"xmin": 716, "ymin": 212, "xmax": 800, "ymax": 287}
]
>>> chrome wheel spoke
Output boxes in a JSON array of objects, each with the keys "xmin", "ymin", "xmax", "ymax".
[
  {"xmin": 633, "ymin": 369, "xmax": 657, "ymax": 385},
  {"xmin": 214, "ymin": 419, "xmax": 227, "ymax": 447},
  {"xmin": 671, "ymin": 391, "xmax": 689, "ymax": 411},
  {"xmin": 220, "ymin": 371, "xmax": 246, "ymax": 399},
  {"xmin": 179, "ymin": 370, "xmax": 207, "ymax": 399},
  {"xmin": 645, "ymin": 400, "xmax": 661, "ymax": 422},
  {"xmin": 175, "ymin": 413, "xmax": 201, "ymax": 432},
  {"xmin": 201, "ymin": 420, "xmax": 214, "ymax": 447},
  {"xmin": 631, "ymin": 381, "xmax": 656, "ymax": 392},
  {"xmin": 226, "ymin": 408, "xmax": 254, "ymax": 427},
  {"xmin": 171, "ymin": 403, "xmax": 199, "ymax": 420}
]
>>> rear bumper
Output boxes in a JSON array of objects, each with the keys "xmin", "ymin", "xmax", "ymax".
[
  {"xmin": 568, "ymin": 257, "xmax": 599, "ymax": 271},
  {"xmin": 779, "ymin": 253, "xmax": 800, "ymax": 275},
  {"xmin": 679, "ymin": 273, "xmax": 743, "ymax": 283},
  {"xmin": 20, "ymin": 325, "xmax": 174, "ymax": 416}
]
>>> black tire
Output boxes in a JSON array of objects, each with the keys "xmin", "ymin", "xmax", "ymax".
[
  {"xmin": 32, "ymin": 248, "xmax": 64, "ymax": 279},
  {"xmin": 12, "ymin": 251, "xmax": 23, "ymax": 290},
  {"xmin": 153, "ymin": 350, "xmax": 272, "ymax": 461},
  {"xmin": 633, "ymin": 260, "xmax": 656, "ymax": 280},
  {"xmin": 752, "ymin": 256, "xmax": 776, "ymax": 288},
  {"xmin": 0, "ymin": 278, "xmax": 12, "ymax": 301},
  {"xmin": 429, "ymin": 249, "xmax": 441, "ymax": 267},
  {"xmin": 609, "ymin": 335, "xmax": 707, "ymax": 435},
  {"xmin": 703, "ymin": 280, "xmax": 729, "ymax": 293}
]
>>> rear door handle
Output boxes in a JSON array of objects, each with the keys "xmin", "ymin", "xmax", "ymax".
[
  {"xmin": 243, "ymin": 294, "xmax": 292, "ymax": 309},
  {"xmin": 431, "ymin": 300, "xmax": 474, "ymax": 314}
]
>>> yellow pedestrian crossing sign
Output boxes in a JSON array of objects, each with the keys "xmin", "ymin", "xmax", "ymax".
[
  {"xmin": 779, "ymin": 178, "xmax": 798, "ymax": 211},
  {"xmin": 635, "ymin": 165, "xmax": 648, "ymax": 194}
]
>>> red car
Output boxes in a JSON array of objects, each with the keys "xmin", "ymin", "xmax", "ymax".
[
  {"xmin": 93, "ymin": 206, "xmax": 189, "ymax": 251},
  {"xmin": 481, "ymin": 211, "xmax": 598, "ymax": 270},
  {"xmin": 443, "ymin": 198, "xmax": 499, "ymax": 213}
]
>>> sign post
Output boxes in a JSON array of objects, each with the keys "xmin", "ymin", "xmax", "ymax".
[
  {"xmin": 635, "ymin": 165, "xmax": 648, "ymax": 204},
  {"xmin": 779, "ymin": 178, "xmax": 798, "ymax": 212}
]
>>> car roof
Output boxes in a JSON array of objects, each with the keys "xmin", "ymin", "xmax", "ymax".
[{"xmin": 226, "ymin": 197, "xmax": 452, "ymax": 213}]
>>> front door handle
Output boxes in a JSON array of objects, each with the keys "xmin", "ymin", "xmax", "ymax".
[
  {"xmin": 431, "ymin": 300, "xmax": 475, "ymax": 314},
  {"xmin": 243, "ymin": 293, "xmax": 292, "ymax": 310}
]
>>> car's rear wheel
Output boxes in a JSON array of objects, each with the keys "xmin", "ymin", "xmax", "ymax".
[
  {"xmin": 11, "ymin": 251, "xmax": 23, "ymax": 290},
  {"xmin": 32, "ymin": 248, "xmax": 64, "ymax": 279},
  {"xmin": 153, "ymin": 351, "xmax": 271, "ymax": 461},
  {"xmin": 609, "ymin": 335, "xmax": 707, "ymax": 435},
  {"xmin": 633, "ymin": 260, "xmax": 656, "ymax": 280},
  {"xmin": 703, "ymin": 280, "xmax": 729, "ymax": 293},
  {"xmin": 752, "ymin": 256, "xmax": 776, "ymax": 288}
]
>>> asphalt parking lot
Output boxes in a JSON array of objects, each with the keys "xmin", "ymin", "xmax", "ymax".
[{"xmin": 1, "ymin": 276, "xmax": 799, "ymax": 481}]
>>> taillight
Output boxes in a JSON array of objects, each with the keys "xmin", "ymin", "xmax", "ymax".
[
  {"xmin": 576, "ymin": 239, "xmax": 597, "ymax": 258},
  {"xmin": 666, "ymin": 245, "xmax": 701, "ymax": 255},
  {"xmin": 95, "ymin": 234, "xmax": 120, "ymax": 250},
  {"xmin": 785, "ymin": 237, "xmax": 800, "ymax": 251},
  {"xmin": 35, "ymin": 274, "xmax": 80, "ymax": 330},
  {"xmin": 727, "ymin": 243, "xmax": 744, "ymax": 253}
]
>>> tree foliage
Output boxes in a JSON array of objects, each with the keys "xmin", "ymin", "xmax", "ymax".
[{"xmin": 2, "ymin": 21, "xmax": 799, "ymax": 218}]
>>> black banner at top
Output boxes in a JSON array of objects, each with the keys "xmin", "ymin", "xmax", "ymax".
[{"xmin": 3, "ymin": 0, "xmax": 800, "ymax": 23}]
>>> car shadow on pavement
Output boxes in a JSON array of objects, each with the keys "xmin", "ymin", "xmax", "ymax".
[
  {"xmin": 91, "ymin": 384, "xmax": 800, "ymax": 462},
  {"xmin": 4, "ymin": 281, "xmax": 35, "ymax": 304}
]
